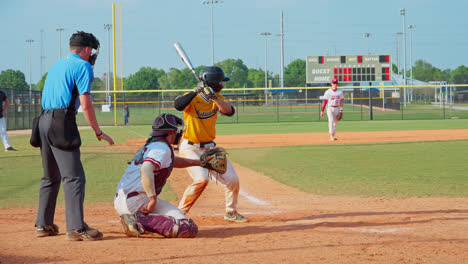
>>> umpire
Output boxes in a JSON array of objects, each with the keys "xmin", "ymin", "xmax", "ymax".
[{"xmin": 35, "ymin": 31, "xmax": 114, "ymax": 241}]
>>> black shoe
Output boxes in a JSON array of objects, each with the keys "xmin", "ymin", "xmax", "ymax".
[
  {"xmin": 66, "ymin": 226, "xmax": 103, "ymax": 241},
  {"xmin": 5, "ymin": 147, "xmax": 16, "ymax": 152},
  {"xmin": 36, "ymin": 224, "xmax": 59, "ymax": 237}
]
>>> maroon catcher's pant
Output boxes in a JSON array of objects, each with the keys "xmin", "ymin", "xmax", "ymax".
[{"xmin": 137, "ymin": 213, "xmax": 198, "ymax": 238}]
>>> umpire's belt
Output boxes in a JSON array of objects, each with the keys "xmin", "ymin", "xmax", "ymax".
[
  {"xmin": 115, "ymin": 191, "xmax": 139, "ymax": 199},
  {"xmin": 44, "ymin": 108, "xmax": 77, "ymax": 114},
  {"xmin": 187, "ymin": 140, "xmax": 216, "ymax": 148}
]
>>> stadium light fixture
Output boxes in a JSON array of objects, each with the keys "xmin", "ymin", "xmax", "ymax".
[{"xmin": 202, "ymin": 0, "xmax": 223, "ymax": 65}]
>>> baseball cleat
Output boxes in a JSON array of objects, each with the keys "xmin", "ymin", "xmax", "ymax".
[
  {"xmin": 224, "ymin": 211, "xmax": 248, "ymax": 223},
  {"xmin": 120, "ymin": 214, "xmax": 145, "ymax": 237}
]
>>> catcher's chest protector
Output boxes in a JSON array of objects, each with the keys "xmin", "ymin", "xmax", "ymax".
[
  {"xmin": 153, "ymin": 138, "xmax": 175, "ymax": 195},
  {"xmin": 132, "ymin": 137, "xmax": 175, "ymax": 195}
]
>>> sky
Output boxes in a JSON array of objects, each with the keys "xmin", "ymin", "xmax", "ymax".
[{"xmin": 1, "ymin": 0, "xmax": 467, "ymax": 84}]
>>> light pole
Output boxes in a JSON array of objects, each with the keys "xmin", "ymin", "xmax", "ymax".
[
  {"xmin": 396, "ymin": 32, "xmax": 403, "ymax": 75},
  {"xmin": 26, "ymin": 39, "xmax": 34, "ymax": 119},
  {"xmin": 274, "ymin": 31, "xmax": 284, "ymax": 88},
  {"xmin": 40, "ymin": 29, "xmax": 47, "ymax": 77},
  {"xmin": 408, "ymin": 24, "xmax": 416, "ymax": 102},
  {"xmin": 104, "ymin": 24, "xmax": 112, "ymax": 106},
  {"xmin": 363, "ymin": 33, "xmax": 372, "ymax": 54},
  {"xmin": 260, "ymin": 32, "xmax": 272, "ymax": 104},
  {"xmin": 56, "ymin": 28, "xmax": 65, "ymax": 59},
  {"xmin": 202, "ymin": 0, "xmax": 223, "ymax": 65},
  {"xmin": 400, "ymin": 8, "xmax": 407, "ymax": 107},
  {"xmin": 279, "ymin": 10, "xmax": 285, "ymax": 88}
]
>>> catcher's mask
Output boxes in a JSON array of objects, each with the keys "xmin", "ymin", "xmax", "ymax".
[
  {"xmin": 69, "ymin": 31, "xmax": 100, "ymax": 66},
  {"xmin": 150, "ymin": 114, "xmax": 184, "ymax": 145},
  {"xmin": 199, "ymin": 66, "xmax": 230, "ymax": 92}
]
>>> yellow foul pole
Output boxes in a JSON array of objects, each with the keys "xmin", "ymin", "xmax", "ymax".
[{"xmin": 112, "ymin": 3, "xmax": 118, "ymax": 125}]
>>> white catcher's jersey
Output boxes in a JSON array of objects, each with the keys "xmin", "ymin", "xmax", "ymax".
[
  {"xmin": 115, "ymin": 141, "xmax": 172, "ymax": 196},
  {"xmin": 323, "ymin": 89, "xmax": 344, "ymax": 107}
]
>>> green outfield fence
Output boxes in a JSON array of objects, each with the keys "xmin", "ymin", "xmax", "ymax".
[{"xmin": 3, "ymin": 84, "xmax": 468, "ymax": 129}]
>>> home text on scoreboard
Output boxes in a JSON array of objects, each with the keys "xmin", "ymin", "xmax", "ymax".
[{"xmin": 306, "ymin": 55, "xmax": 392, "ymax": 84}]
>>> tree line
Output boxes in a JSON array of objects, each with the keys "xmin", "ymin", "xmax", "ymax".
[{"xmin": 1, "ymin": 58, "xmax": 467, "ymax": 95}]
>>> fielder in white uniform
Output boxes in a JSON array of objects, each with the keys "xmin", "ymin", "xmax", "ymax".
[
  {"xmin": 114, "ymin": 114, "xmax": 200, "ymax": 238},
  {"xmin": 321, "ymin": 78, "xmax": 344, "ymax": 141}
]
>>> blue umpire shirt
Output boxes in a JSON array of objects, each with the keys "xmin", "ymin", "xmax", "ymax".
[{"xmin": 42, "ymin": 53, "xmax": 94, "ymax": 110}]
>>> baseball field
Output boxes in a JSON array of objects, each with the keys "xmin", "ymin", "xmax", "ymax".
[{"xmin": 1, "ymin": 119, "xmax": 467, "ymax": 263}]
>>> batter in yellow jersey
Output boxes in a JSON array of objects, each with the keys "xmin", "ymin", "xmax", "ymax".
[
  {"xmin": 174, "ymin": 66, "xmax": 247, "ymax": 223},
  {"xmin": 182, "ymin": 92, "xmax": 227, "ymax": 144}
]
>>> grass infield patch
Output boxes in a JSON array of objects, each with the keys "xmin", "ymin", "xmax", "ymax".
[{"xmin": 228, "ymin": 140, "xmax": 468, "ymax": 197}]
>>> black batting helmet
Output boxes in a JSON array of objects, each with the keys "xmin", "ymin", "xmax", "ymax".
[{"xmin": 199, "ymin": 66, "xmax": 230, "ymax": 91}]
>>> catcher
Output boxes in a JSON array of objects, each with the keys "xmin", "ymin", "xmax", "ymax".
[
  {"xmin": 321, "ymin": 78, "xmax": 344, "ymax": 141},
  {"xmin": 114, "ymin": 113, "xmax": 221, "ymax": 238},
  {"xmin": 174, "ymin": 66, "xmax": 248, "ymax": 223}
]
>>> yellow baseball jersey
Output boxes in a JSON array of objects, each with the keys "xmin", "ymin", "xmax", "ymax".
[{"xmin": 183, "ymin": 93, "xmax": 225, "ymax": 143}]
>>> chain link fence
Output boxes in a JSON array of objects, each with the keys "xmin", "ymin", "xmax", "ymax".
[
  {"xmin": 2, "ymin": 88, "xmax": 42, "ymax": 130},
  {"xmin": 3, "ymin": 86, "xmax": 468, "ymax": 130}
]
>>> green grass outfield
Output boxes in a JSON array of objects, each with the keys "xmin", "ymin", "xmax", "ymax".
[
  {"xmin": 1, "ymin": 119, "xmax": 467, "ymax": 208},
  {"xmin": 75, "ymin": 103, "xmax": 468, "ymax": 126}
]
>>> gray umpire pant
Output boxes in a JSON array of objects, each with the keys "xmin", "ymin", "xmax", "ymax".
[{"xmin": 35, "ymin": 110, "xmax": 86, "ymax": 231}]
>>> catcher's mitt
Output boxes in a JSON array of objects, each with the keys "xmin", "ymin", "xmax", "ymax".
[
  {"xmin": 200, "ymin": 147, "xmax": 227, "ymax": 174},
  {"xmin": 336, "ymin": 111, "xmax": 343, "ymax": 121}
]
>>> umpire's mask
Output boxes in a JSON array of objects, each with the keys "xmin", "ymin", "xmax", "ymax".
[{"xmin": 69, "ymin": 31, "xmax": 100, "ymax": 66}]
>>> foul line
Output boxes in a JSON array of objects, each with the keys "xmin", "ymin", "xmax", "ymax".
[{"xmin": 239, "ymin": 189, "xmax": 270, "ymax": 205}]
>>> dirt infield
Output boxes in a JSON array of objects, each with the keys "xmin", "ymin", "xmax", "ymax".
[{"xmin": 1, "ymin": 130, "xmax": 467, "ymax": 264}]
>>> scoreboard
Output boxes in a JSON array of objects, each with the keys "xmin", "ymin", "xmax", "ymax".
[{"xmin": 306, "ymin": 55, "xmax": 392, "ymax": 84}]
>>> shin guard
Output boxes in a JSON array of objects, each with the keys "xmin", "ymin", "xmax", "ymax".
[{"xmin": 137, "ymin": 214, "xmax": 198, "ymax": 238}]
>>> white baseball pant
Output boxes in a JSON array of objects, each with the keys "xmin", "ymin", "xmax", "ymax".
[
  {"xmin": 326, "ymin": 106, "xmax": 340, "ymax": 135},
  {"xmin": 0, "ymin": 117, "xmax": 12, "ymax": 149},
  {"xmin": 114, "ymin": 188, "xmax": 187, "ymax": 220},
  {"xmin": 178, "ymin": 139, "xmax": 239, "ymax": 213}
]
